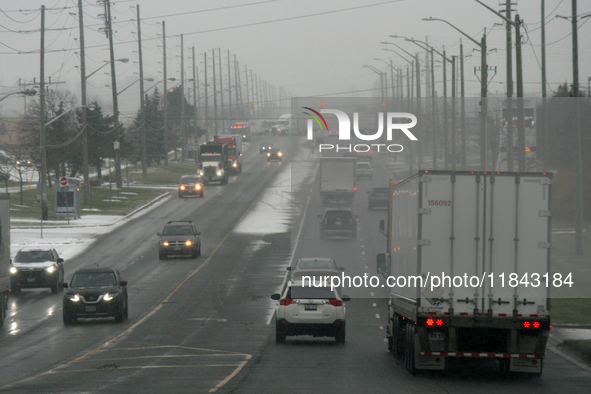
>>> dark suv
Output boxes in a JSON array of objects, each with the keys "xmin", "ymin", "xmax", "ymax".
[
  {"xmin": 157, "ymin": 221, "xmax": 201, "ymax": 260},
  {"xmin": 178, "ymin": 175, "xmax": 204, "ymax": 198},
  {"xmin": 318, "ymin": 208, "xmax": 357, "ymax": 240},
  {"xmin": 10, "ymin": 248, "xmax": 65, "ymax": 293}
]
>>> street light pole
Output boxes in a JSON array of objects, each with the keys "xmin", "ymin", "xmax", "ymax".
[{"xmin": 423, "ymin": 18, "xmax": 488, "ymax": 170}]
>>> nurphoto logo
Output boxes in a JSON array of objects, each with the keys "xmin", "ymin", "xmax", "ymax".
[{"xmin": 303, "ymin": 107, "xmax": 418, "ymax": 153}]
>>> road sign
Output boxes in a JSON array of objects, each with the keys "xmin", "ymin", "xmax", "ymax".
[{"xmin": 59, "ymin": 177, "xmax": 68, "ymax": 187}]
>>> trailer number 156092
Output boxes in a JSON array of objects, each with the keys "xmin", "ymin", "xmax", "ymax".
[{"xmin": 427, "ymin": 200, "xmax": 452, "ymax": 206}]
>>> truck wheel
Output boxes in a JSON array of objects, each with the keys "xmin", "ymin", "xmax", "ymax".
[
  {"xmin": 392, "ymin": 315, "xmax": 405, "ymax": 357},
  {"xmin": 405, "ymin": 322, "xmax": 417, "ymax": 375}
]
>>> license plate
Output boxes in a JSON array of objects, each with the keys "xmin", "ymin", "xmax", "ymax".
[
  {"xmin": 27, "ymin": 278, "xmax": 36, "ymax": 283},
  {"xmin": 335, "ymin": 221, "xmax": 342, "ymax": 225},
  {"xmin": 429, "ymin": 332, "xmax": 445, "ymax": 340},
  {"xmin": 304, "ymin": 304, "xmax": 317, "ymax": 311},
  {"xmin": 174, "ymin": 246, "xmax": 181, "ymax": 251},
  {"xmin": 86, "ymin": 306, "xmax": 96, "ymax": 312}
]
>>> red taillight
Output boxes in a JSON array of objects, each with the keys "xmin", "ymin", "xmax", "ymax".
[
  {"xmin": 280, "ymin": 298, "xmax": 293, "ymax": 306},
  {"xmin": 436, "ymin": 319, "xmax": 443, "ymax": 326},
  {"xmin": 533, "ymin": 321, "xmax": 540, "ymax": 329},
  {"xmin": 329, "ymin": 299, "xmax": 342, "ymax": 306},
  {"xmin": 426, "ymin": 318, "xmax": 434, "ymax": 326},
  {"xmin": 353, "ymin": 186, "xmax": 357, "ymax": 191},
  {"xmin": 523, "ymin": 321, "xmax": 531, "ymax": 328}
]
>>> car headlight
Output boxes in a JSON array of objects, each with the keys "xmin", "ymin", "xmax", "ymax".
[
  {"xmin": 185, "ymin": 240, "xmax": 192, "ymax": 246},
  {"xmin": 46, "ymin": 266, "xmax": 55, "ymax": 274},
  {"xmin": 195, "ymin": 184, "xmax": 201, "ymax": 190},
  {"xmin": 10, "ymin": 266, "xmax": 17, "ymax": 274},
  {"xmin": 69, "ymin": 294, "xmax": 80, "ymax": 302},
  {"xmin": 103, "ymin": 293, "xmax": 116, "ymax": 301},
  {"xmin": 199, "ymin": 170, "xmax": 204, "ymax": 176},
  {"xmin": 232, "ymin": 162, "xmax": 237, "ymax": 167},
  {"xmin": 163, "ymin": 241, "xmax": 169, "ymax": 246},
  {"xmin": 267, "ymin": 153, "xmax": 271, "ymax": 157},
  {"xmin": 216, "ymin": 171, "xmax": 222, "ymax": 176},
  {"xmin": 180, "ymin": 185, "xmax": 186, "ymax": 190},
  {"xmin": 278, "ymin": 152, "xmax": 282, "ymax": 157}
]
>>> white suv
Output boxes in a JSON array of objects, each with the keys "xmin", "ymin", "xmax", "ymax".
[
  {"xmin": 356, "ymin": 162, "xmax": 373, "ymax": 180},
  {"xmin": 271, "ymin": 280, "xmax": 349, "ymax": 344}
]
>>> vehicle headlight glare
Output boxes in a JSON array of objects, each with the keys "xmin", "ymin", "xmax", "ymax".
[
  {"xmin": 46, "ymin": 266, "xmax": 55, "ymax": 273},
  {"xmin": 233, "ymin": 162, "xmax": 237, "ymax": 167},
  {"xmin": 185, "ymin": 240, "xmax": 192, "ymax": 246},
  {"xmin": 180, "ymin": 185, "xmax": 185, "ymax": 190},
  {"xmin": 103, "ymin": 293, "xmax": 114, "ymax": 301},
  {"xmin": 216, "ymin": 171, "xmax": 222, "ymax": 176},
  {"xmin": 278, "ymin": 152, "xmax": 282, "ymax": 156},
  {"xmin": 163, "ymin": 241, "xmax": 169, "ymax": 246},
  {"xmin": 70, "ymin": 294, "xmax": 80, "ymax": 302},
  {"xmin": 10, "ymin": 266, "xmax": 17, "ymax": 274},
  {"xmin": 267, "ymin": 153, "xmax": 271, "ymax": 157},
  {"xmin": 195, "ymin": 184, "xmax": 201, "ymax": 190}
]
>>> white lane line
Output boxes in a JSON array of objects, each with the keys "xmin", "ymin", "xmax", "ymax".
[
  {"xmin": 370, "ymin": 292, "xmax": 375, "ymax": 297},
  {"xmin": 373, "ymin": 303, "xmax": 376, "ymax": 307},
  {"xmin": 365, "ymin": 266, "xmax": 368, "ymax": 269},
  {"xmin": 379, "ymin": 326, "xmax": 384, "ymax": 330},
  {"xmin": 375, "ymin": 314, "xmax": 380, "ymax": 319}
]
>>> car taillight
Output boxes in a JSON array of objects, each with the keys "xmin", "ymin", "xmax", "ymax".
[
  {"xmin": 523, "ymin": 321, "xmax": 542, "ymax": 329},
  {"xmin": 329, "ymin": 299, "xmax": 342, "ymax": 306},
  {"xmin": 426, "ymin": 318, "xmax": 434, "ymax": 326},
  {"xmin": 280, "ymin": 298, "xmax": 293, "ymax": 306},
  {"xmin": 436, "ymin": 318, "xmax": 443, "ymax": 326},
  {"xmin": 353, "ymin": 186, "xmax": 357, "ymax": 191}
]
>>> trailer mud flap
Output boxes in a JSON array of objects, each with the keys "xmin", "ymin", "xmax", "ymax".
[
  {"xmin": 510, "ymin": 357, "xmax": 542, "ymax": 373},
  {"xmin": 416, "ymin": 335, "xmax": 445, "ymax": 370}
]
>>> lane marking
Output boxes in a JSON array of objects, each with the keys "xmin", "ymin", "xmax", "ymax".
[
  {"xmin": 209, "ymin": 358, "xmax": 251, "ymax": 393},
  {"xmin": 375, "ymin": 314, "xmax": 380, "ymax": 319}
]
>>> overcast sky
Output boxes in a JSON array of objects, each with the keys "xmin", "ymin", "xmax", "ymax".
[{"xmin": 0, "ymin": 0, "xmax": 589, "ymax": 121}]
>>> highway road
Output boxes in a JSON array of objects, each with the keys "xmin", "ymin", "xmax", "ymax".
[{"xmin": 0, "ymin": 136, "xmax": 589, "ymax": 393}]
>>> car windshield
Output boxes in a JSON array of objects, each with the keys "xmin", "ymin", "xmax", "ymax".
[
  {"xmin": 71, "ymin": 272, "xmax": 117, "ymax": 287},
  {"xmin": 357, "ymin": 163, "xmax": 371, "ymax": 169},
  {"xmin": 228, "ymin": 149, "xmax": 238, "ymax": 156},
  {"xmin": 297, "ymin": 260, "xmax": 335, "ymax": 270},
  {"xmin": 289, "ymin": 286, "xmax": 336, "ymax": 300},
  {"xmin": 14, "ymin": 251, "xmax": 54, "ymax": 263},
  {"xmin": 181, "ymin": 176, "xmax": 200, "ymax": 184},
  {"xmin": 324, "ymin": 210, "xmax": 352, "ymax": 221},
  {"xmin": 162, "ymin": 225, "xmax": 194, "ymax": 235}
]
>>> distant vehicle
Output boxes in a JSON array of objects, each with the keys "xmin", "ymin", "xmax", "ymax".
[
  {"xmin": 319, "ymin": 157, "xmax": 357, "ymax": 204},
  {"xmin": 367, "ymin": 187, "xmax": 389, "ymax": 210},
  {"xmin": 229, "ymin": 122, "xmax": 250, "ymax": 141},
  {"xmin": 356, "ymin": 162, "xmax": 373, "ymax": 180},
  {"xmin": 259, "ymin": 142, "xmax": 273, "ymax": 154},
  {"xmin": 287, "ymin": 257, "xmax": 344, "ymax": 282},
  {"xmin": 198, "ymin": 141, "xmax": 229, "ymax": 185},
  {"xmin": 271, "ymin": 114, "xmax": 292, "ymax": 136},
  {"xmin": 344, "ymin": 151, "xmax": 373, "ymax": 162},
  {"xmin": 251, "ymin": 119, "xmax": 276, "ymax": 135},
  {"xmin": 10, "ymin": 248, "xmax": 65, "ymax": 294},
  {"xmin": 214, "ymin": 135, "xmax": 243, "ymax": 174},
  {"xmin": 318, "ymin": 208, "xmax": 357, "ymax": 240},
  {"xmin": 157, "ymin": 221, "xmax": 201, "ymax": 260},
  {"xmin": 178, "ymin": 175, "xmax": 204, "ymax": 198},
  {"xmin": 62, "ymin": 267, "xmax": 128, "ymax": 324},
  {"xmin": 271, "ymin": 280, "xmax": 350, "ymax": 344},
  {"xmin": 267, "ymin": 148, "xmax": 283, "ymax": 162}
]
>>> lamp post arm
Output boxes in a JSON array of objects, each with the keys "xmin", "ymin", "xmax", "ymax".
[
  {"xmin": 382, "ymin": 48, "xmax": 412, "ymax": 65},
  {"xmin": 386, "ymin": 38, "xmax": 416, "ymax": 59},
  {"xmin": 45, "ymin": 105, "xmax": 90, "ymax": 128},
  {"xmin": 422, "ymin": 18, "xmax": 481, "ymax": 47},
  {"xmin": 474, "ymin": 0, "xmax": 515, "ymax": 26},
  {"xmin": 86, "ymin": 62, "xmax": 110, "ymax": 79}
]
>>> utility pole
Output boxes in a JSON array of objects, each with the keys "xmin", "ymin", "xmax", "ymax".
[
  {"xmin": 480, "ymin": 32, "xmax": 488, "ymax": 171},
  {"xmin": 541, "ymin": 0, "xmax": 548, "ymax": 171},
  {"xmin": 504, "ymin": 0, "xmax": 515, "ymax": 171},
  {"xmin": 180, "ymin": 35, "xmax": 186, "ymax": 160},
  {"xmin": 193, "ymin": 47, "xmax": 197, "ymax": 144},
  {"xmin": 212, "ymin": 49, "xmax": 217, "ymax": 134},
  {"xmin": 234, "ymin": 55, "xmax": 240, "ymax": 116},
  {"xmin": 137, "ymin": 5, "xmax": 147, "ymax": 177},
  {"xmin": 203, "ymin": 51, "xmax": 209, "ymax": 141},
  {"xmin": 572, "ymin": 0, "xmax": 583, "ymax": 255},
  {"xmin": 443, "ymin": 47, "xmax": 448, "ymax": 169},
  {"xmin": 218, "ymin": 48, "xmax": 224, "ymax": 133},
  {"xmin": 227, "ymin": 50, "xmax": 232, "ymax": 125},
  {"xmin": 78, "ymin": 0, "xmax": 90, "ymax": 204},
  {"xmin": 460, "ymin": 40, "xmax": 466, "ymax": 170},
  {"xmin": 430, "ymin": 48, "xmax": 437, "ymax": 168},
  {"xmin": 451, "ymin": 56, "xmax": 457, "ymax": 170},
  {"xmin": 415, "ymin": 53, "xmax": 422, "ymax": 169},
  {"xmin": 40, "ymin": 5, "xmax": 48, "ymax": 221},
  {"xmin": 162, "ymin": 21, "xmax": 168, "ymax": 165},
  {"xmin": 105, "ymin": 0, "xmax": 122, "ymax": 187},
  {"xmin": 514, "ymin": 15, "xmax": 525, "ymax": 171},
  {"xmin": 250, "ymin": 70, "xmax": 255, "ymax": 118},
  {"xmin": 245, "ymin": 65, "xmax": 250, "ymax": 120}
]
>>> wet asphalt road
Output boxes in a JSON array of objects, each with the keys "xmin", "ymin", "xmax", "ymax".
[{"xmin": 1, "ymin": 137, "xmax": 590, "ymax": 393}]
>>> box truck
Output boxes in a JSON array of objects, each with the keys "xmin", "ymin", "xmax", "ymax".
[{"xmin": 319, "ymin": 157, "xmax": 357, "ymax": 204}]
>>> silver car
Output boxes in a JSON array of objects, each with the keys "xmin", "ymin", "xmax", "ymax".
[{"xmin": 356, "ymin": 162, "xmax": 373, "ymax": 180}]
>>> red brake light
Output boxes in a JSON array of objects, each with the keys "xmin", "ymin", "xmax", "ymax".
[
  {"xmin": 426, "ymin": 318, "xmax": 434, "ymax": 326},
  {"xmin": 353, "ymin": 186, "xmax": 357, "ymax": 191},
  {"xmin": 523, "ymin": 321, "xmax": 531, "ymax": 328},
  {"xmin": 280, "ymin": 298, "xmax": 293, "ymax": 306},
  {"xmin": 436, "ymin": 318, "xmax": 443, "ymax": 326},
  {"xmin": 533, "ymin": 321, "xmax": 540, "ymax": 329},
  {"xmin": 329, "ymin": 299, "xmax": 342, "ymax": 306}
]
